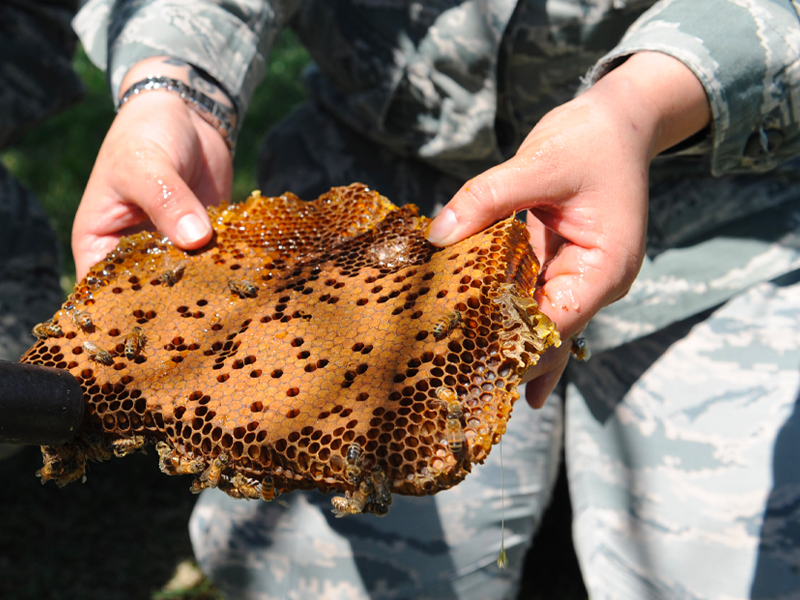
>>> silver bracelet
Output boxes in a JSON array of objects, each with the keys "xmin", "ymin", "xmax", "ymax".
[{"xmin": 118, "ymin": 75, "xmax": 238, "ymax": 153}]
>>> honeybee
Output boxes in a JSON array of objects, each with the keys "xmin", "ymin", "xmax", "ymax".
[
  {"xmin": 71, "ymin": 309, "xmax": 94, "ymax": 332},
  {"xmin": 369, "ymin": 465, "xmax": 392, "ymax": 516},
  {"xmin": 159, "ymin": 260, "xmax": 187, "ymax": 287},
  {"xmin": 83, "ymin": 341, "xmax": 114, "ymax": 366},
  {"xmin": 190, "ymin": 453, "xmax": 229, "ymax": 494},
  {"xmin": 111, "ymin": 435, "xmax": 147, "ymax": 458},
  {"xmin": 228, "ymin": 279, "xmax": 259, "ymax": 298},
  {"xmin": 570, "ymin": 335, "xmax": 591, "ymax": 362},
  {"xmin": 260, "ymin": 475, "xmax": 290, "ymax": 507},
  {"xmin": 156, "ymin": 442, "xmax": 205, "ymax": 475},
  {"xmin": 32, "ymin": 319, "xmax": 63, "ymax": 340},
  {"xmin": 345, "ymin": 442, "xmax": 364, "ymax": 484},
  {"xmin": 331, "ymin": 479, "xmax": 373, "ymax": 517},
  {"xmin": 433, "ymin": 310, "xmax": 462, "ymax": 340},
  {"xmin": 261, "ymin": 475, "xmax": 277, "ymax": 502},
  {"xmin": 124, "ymin": 326, "xmax": 147, "ymax": 360},
  {"xmin": 83, "ymin": 430, "xmax": 113, "ymax": 462},
  {"xmin": 436, "ymin": 387, "xmax": 466, "ymax": 455},
  {"xmin": 37, "ymin": 445, "xmax": 86, "ymax": 486},
  {"xmin": 227, "ymin": 473, "xmax": 261, "ymax": 500},
  {"xmin": 370, "ymin": 500, "xmax": 391, "ymax": 517}
]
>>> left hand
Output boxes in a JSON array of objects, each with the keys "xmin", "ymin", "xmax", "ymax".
[{"xmin": 425, "ymin": 52, "xmax": 711, "ymax": 408}]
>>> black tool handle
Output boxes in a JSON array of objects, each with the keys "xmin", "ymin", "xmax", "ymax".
[{"xmin": 0, "ymin": 360, "xmax": 84, "ymax": 445}]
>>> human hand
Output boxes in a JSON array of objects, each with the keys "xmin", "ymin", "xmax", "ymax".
[
  {"xmin": 72, "ymin": 58, "xmax": 234, "ymax": 280},
  {"xmin": 425, "ymin": 52, "xmax": 711, "ymax": 408}
]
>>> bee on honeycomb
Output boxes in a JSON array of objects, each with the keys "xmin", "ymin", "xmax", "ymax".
[
  {"xmin": 156, "ymin": 442, "xmax": 206, "ymax": 476},
  {"xmin": 32, "ymin": 319, "xmax": 62, "ymax": 340},
  {"xmin": 260, "ymin": 476, "xmax": 290, "ymax": 507},
  {"xmin": 433, "ymin": 310, "xmax": 462, "ymax": 340},
  {"xmin": 83, "ymin": 341, "xmax": 113, "ymax": 366},
  {"xmin": 436, "ymin": 387, "xmax": 466, "ymax": 455},
  {"xmin": 111, "ymin": 436, "xmax": 147, "ymax": 458},
  {"xmin": 159, "ymin": 259, "xmax": 187, "ymax": 287},
  {"xmin": 71, "ymin": 309, "xmax": 94, "ymax": 332},
  {"xmin": 369, "ymin": 465, "xmax": 392, "ymax": 516},
  {"xmin": 124, "ymin": 326, "xmax": 147, "ymax": 360},
  {"xmin": 331, "ymin": 478, "xmax": 374, "ymax": 517},
  {"xmin": 345, "ymin": 442, "xmax": 364, "ymax": 484},
  {"xmin": 228, "ymin": 279, "xmax": 259, "ymax": 298},
  {"xmin": 261, "ymin": 475, "xmax": 277, "ymax": 501},
  {"xmin": 190, "ymin": 453, "xmax": 229, "ymax": 493},
  {"xmin": 224, "ymin": 473, "xmax": 261, "ymax": 500}
]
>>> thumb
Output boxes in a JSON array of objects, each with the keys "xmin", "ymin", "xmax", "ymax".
[{"xmin": 425, "ymin": 158, "xmax": 539, "ymax": 247}]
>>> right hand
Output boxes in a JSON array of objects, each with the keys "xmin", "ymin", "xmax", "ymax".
[{"xmin": 72, "ymin": 75, "xmax": 232, "ymax": 280}]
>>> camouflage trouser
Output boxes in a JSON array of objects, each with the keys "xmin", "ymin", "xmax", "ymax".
[
  {"xmin": 190, "ymin": 393, "xmax": 563, "ymax": 600},
  {"xmin": 190, "ymin": 102, "xmax": 800, "ymax": 598},
  {"xmin": 190, "ymin": 270, "xmax": 800, "ymax": 600},
  {"xmin": 563, "ymin": 269, "xmax": 800, "ymax": 600},
  {"xmin": 0, "ymin": 163, "xmax": 63, "ymax": 459}
]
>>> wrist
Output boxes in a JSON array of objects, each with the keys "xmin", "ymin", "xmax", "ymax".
[
  {"xmin": 586, "ymin": 51, "xmax": 711, "ymax": 162},
  {"xmin": 118, "ymin": 57, "xmax": 239, "ymax": 152}
]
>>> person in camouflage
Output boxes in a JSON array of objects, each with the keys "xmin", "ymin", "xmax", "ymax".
[
  {"xmin": 72, "ymin": 0, "xmax": 800, "ymax": 598},
  {"xmin": 0, "ymin": 1, "xmax": 83, "ymax": 460}
]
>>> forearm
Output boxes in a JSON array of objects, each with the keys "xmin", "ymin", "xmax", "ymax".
[
  {"xmin": 586, "ymin": 52, "xmax": 711, "ymax": 160},
  {"xmin": 118, "ymin": 57, "xmax": 238, "ymax": 151},
  {"xmin": 119, "ymin": 57, "xmax": 235, "ymax": 110},
  {"xmin": 575, "ymin": 51, "xmax": 711, "ymax": 165},
  {"xmin": 73, "ymin": 0, "xmax": 300, "ymax": 118},
  {"xmin": 582, "ymin": 0, "xmax": 800, "ymax": 174}
]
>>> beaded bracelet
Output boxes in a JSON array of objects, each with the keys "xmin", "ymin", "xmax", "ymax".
[{"xmin": 118, "ymin": 75, "xmax": 238, "ymax": 153}]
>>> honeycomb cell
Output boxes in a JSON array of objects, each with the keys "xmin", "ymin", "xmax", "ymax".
[{"xmin": 21, "ymin": 183, "xmax": 560, "ymax": 504}]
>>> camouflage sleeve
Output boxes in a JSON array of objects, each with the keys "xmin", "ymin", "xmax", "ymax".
[
  {"xmin": 72, "ymin": 0, "xmax": 301, "ymax": 116},
  {"xmin": 582, "ymin": 0, "xmax": 800, "ymax": 176}
]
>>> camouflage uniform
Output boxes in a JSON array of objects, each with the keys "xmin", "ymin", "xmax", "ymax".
[
  {"xmin": 0, "ymin": 1, "xmax": 82, "ymax": 460},
  {"xmin": 75, "ymin": 0, "xmax": 800, "ymax": 598}
]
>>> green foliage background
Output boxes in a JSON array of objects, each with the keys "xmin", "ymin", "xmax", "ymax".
[{"xmin": 1, "ymin": 31, "xmax": 310, "ymax": 288}]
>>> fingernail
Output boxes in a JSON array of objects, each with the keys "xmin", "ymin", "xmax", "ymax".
[
  {"xmin": 425, "ymin": 208, "xmax": 458, "ymax": 245},
  {"xmin": 176, "ymin": 214, "xmax": 209, "ymax": 245}
]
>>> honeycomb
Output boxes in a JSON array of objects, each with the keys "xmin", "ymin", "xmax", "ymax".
[{"xmin": 20, "ymin": 183, "xmax": 560, "ymax": 513}]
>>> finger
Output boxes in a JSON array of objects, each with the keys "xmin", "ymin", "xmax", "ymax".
[
  {"xmin": 104, "ymin": 138, "xmax": 213, "ymax": 246},
  {"xmin": 535, "ymin": 237, "xmax": 642, "ymax": 339},
  {"xmin": 73, "ymin": 152, "xmax": 214, "ymax": 280},
  {"xmin": 426, "ymin": 152, "xmax": 558, "ymax": 247},
  {"xmin": 525, "ymin": 350, "xmax": 569, "ymax": 409},
  {"xmin": 525, "ymin": 212, "xmax": 567, "ymax": 272}
]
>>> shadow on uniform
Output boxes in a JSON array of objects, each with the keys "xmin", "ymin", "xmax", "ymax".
[
  {"xmin": 750, "ymin": 269, "xmax": 800, "ymax": 599},
  {"xmin": 318, "ymin": 493, "xmax": 460, "ymax": 598},
  {"xmin": 569, "ymin": 305, "xmax": 719, "ymax": 426},
  {"xmin": 518, "ymin": 457, "xmax": 587, "ymax": 600}
]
